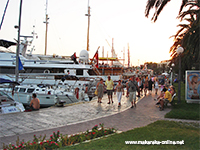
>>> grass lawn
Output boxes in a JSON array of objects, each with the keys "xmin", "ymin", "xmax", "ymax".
[
  {"xmin": 165, "ymin": 83, "xmax": 200, "ymax": 120},
  {"xmin": 60, "ymin": 82, "xmax": 200, "ymax": 150},
  {"xmin": 62, "ymin": 120, "xmax": 199, "ymax": 150}
]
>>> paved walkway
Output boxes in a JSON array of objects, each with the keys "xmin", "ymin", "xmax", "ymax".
[{"xmin": 0, "ymin": 91, "xmax": 199, "ymax": 148}]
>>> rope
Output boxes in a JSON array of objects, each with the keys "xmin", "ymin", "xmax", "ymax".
[{"xmin": 0, "ymin": 0, "xmax": 10, "ymax": 30}]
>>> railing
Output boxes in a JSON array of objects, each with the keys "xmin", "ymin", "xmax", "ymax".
[{"xmin": 93, "ymin": 65, "xmax": 101, "ymax": 75}]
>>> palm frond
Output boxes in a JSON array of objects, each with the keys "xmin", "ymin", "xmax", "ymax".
[
  {"xmin": 152, "ymin": 0, "xmax": 171, "ymax": 22},
  {"xmin": 178, "ymin": 9, "xmax": 198, "ymax": 21},
  {"xmin": 179, "ymin": 0, "xmax": 188, "ymax": 14},
  {"xmin": 145, "ymin": 0, "xmax": 157, "ymax": 18}
]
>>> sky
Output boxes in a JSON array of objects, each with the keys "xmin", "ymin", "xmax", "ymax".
[{"xmin": 0, "ymin": 0, "xmax": 183, "ymax": 66}]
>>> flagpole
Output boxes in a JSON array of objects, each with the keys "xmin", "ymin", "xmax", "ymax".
[
  {"xmin": 89, "ymin": 46, "xmax": 100, "ymax": 65},
  {"xmin": 15, "ymin": 0, "xmax": 23, "ymax": 82}
]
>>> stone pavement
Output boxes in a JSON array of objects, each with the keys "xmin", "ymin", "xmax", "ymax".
[{"xmin": 0, "ymin": 91, "xmax": 199, "ymax": 148}]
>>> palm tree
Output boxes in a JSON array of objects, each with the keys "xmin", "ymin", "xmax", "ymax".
[
  {"xmin": 170, "ymin": 0, "xmax": 200, "ymax": 70},
  {"xmin": 145, "ymin": 0, "xmax": 200, "ymax": 70},
  {"xmin": 145, "ymin": 0, "xmax": 189, "ymax": 22}
]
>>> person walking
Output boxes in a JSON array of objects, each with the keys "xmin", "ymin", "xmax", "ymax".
[
  {"xmin": 105, "ymin": 75, "xmax": 114, "ymax": 104},
  {"xmin": 96, "ymin": 78, "xmax": 104, "ymax": 103},
  {"xmin": 148, "ymin": 78, "xmax": 153, "ymax": 95},
  {"xmin": 126, "ymin": 78, "xmax": 131, "ymax": 97},
  {"xmin": 144, "ymin": 77, "xmax": 149, "ymax": 96},
  {"xmin": 154, "ymin": 78, "xmax": 159, "ymax": 95},
  {"xmin": 142, "ymin": 76, "xmax": 145, "ymax": 95},
  {"xmin": 137, "ymin": 77, "xmax": 142, "ymax": 97},
  {"xmin": 127, "ymin": 76, "xmax": 138, "ymax": 108},
  {"xmin": 114, "ymin": 80, "xmax": 124, "ymax": 107}
]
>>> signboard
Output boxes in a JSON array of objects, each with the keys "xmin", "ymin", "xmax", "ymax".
[
  {"xmin": 1, "ymin": 106, "xmax": 19, "ymax": 114},
  {"xmin": 185, "ymin": 71, "xmax": 200, "ymax": 102}
]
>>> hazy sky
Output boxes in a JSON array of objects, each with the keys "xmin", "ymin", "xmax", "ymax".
[{"xmin": 0, "ymin": 0, "xmax": 182, "ymax": 66}]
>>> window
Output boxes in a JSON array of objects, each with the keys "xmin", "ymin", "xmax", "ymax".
[
  {"xmin": 27, "ymin": 89, "xmax": 35, "ymax": 93},
  {"xmin": 19, "ymin": 88, "xmax": 26, "ymax": 93},
  {"xmin": 76, "ymin": 69, "xmax": 83, "ymax": 75}
]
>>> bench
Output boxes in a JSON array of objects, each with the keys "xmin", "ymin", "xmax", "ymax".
[{"xmin": 164, "ymin": 93, "xmax": 176, "ymax": 107}]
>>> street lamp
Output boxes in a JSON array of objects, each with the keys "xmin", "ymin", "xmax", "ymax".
[
  {"xmin": 176, "ymin": 46, "xmax": 184, "ymax": 103},
  {"xmin": 170, "ymin": 63, "xmax": 175, "ymax": 85}
]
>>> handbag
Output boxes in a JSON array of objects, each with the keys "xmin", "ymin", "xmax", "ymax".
[{"xmin": 95, "ymin": 89, "xmax": 98, "ymax": 95}]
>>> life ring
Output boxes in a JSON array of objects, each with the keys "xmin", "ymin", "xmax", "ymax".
[
  {"xmin": 44, "ymin": 69, "xmax": 50, "ymax": 74},
  {"xmin": 75, "ymin": 87, "xmax": 79, "ymax": 99}
]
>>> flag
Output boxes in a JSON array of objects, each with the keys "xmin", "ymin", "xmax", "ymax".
[
  {"xmin": 18, "ymin": 57, "xmax": 24, "ymax": 70},
  {"xmin": 71, "ymin": 52, "xmax": 78, "ymax": 64},
  {"xmin": 94, "ymin": 50, "xmax": 98, "ymax": 68},
  {"xmin": 71, "ymin": 52, "xmax": 76, "ymax": 60}
]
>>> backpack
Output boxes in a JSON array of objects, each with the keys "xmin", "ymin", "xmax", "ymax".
[{"xmin": 130, "ymin": 81, "xmax": 137, "ymax": 91}]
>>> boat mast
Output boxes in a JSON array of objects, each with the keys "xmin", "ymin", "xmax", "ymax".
[
  {"xmin": 85, "ymin": 0, "xmax": 90, "ymax": 51},
  {"xmin": 44, "ymin": 0, "xmax": 49, "ymax": 55},
  {"xmin": 127, "ymin": 43, "xmax": 130, "ymax": 68},
  {"xmin": 102, "ymin": 46, "xmax": 104, "ymax": 57},
  {"xmin": 123, "ymin": 47, "xmax": 125, "ymax": 66},
  {"xmin": 111, "ymin": 38, "xmax": 114, "ymax": 66},
  {"xmin": 15, "ymin": 0, "xmax": 23, "ymax": 82}
]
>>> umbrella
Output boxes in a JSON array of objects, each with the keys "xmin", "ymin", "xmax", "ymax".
[{"xmin": 0, "ymin": 39, "xmax": 17, "ymax": 48}]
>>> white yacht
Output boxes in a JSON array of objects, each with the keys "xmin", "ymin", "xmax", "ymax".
[
  {"xmin": 0, "ymin": 38, "xmax": 120, "ymax": 86},
  {"xmin": 0, "ymin": 90, "xmax": 25, "ymax": 114},
  {"xmin": 1, "ymin": 76, "xmax": 90, "ymax": 108}
]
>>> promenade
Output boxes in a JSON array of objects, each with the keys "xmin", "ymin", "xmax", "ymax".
[{"xmin": 0, "ymin": 91, "xmax": 198, "ymax": 148}]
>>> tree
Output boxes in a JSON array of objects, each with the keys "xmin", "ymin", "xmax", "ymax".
[
  {"xmin": 170, "ymin": 0, "xmax": 200, "ymax": 70},
  {"xmin": 145, "ymin": 0, "xmax": 200, "ymax": 70},
  {"xmin": 145, "ymin": 0, "xmax": 189, "ymax": 22}
]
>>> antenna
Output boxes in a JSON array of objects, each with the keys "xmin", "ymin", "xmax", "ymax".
[{"xmin": 45, "ymin": 0, "xmax": 48, "ymax": 15}]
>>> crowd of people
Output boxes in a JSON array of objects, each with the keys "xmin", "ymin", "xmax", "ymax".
[
  {"xmin": 27, "ymin": 74, "xmax": 175, "ymax": 111},
  {"xmin": 96, "ymin": 74, "xmax": 175, "ymax": 110}
]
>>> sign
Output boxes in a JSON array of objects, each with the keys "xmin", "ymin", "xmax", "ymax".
[
  {"xmin": 185, "ymin": 71, "xmax": 200, "ymax": 102},
  {"xmin": 1, "ymin": 106, "xmax": 19, "ymax": 114}
]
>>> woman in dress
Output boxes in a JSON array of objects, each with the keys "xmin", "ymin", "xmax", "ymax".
[
  {"xmin": 96, "ymin": 78, "xmax": 104, "ymax": 103},
  {"xmin": 154, "ymin": 78, "xmax": 159, "ymax": 95},
  {"xmin": 114, "ymin": 80, "xmax": 124, "ymax": 107}
]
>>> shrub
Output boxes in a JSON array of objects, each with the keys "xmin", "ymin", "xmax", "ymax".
[{"xmin": 3, "ymin": 123, "xmax": 116, "ymax": 150}]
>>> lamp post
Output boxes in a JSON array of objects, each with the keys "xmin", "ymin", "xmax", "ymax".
[
  {"xmin": 176, "ymin": 46, "xmax": 184, "ymax": 104},
  {"xmin": 170, "ymin": 63, "xmax": 175, "ymax": 85}
]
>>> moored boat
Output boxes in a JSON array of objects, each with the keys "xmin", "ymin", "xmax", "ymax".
[{"xmin": 0, "ymin": 90, "xmax": 25, "ymax": 114}]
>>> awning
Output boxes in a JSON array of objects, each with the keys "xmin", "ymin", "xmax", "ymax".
[
  {"xmin": 0, "ymin": 39, "xmax": 17, "ymax": 48},
  {"xmin": 0, "ymin": 78, "xmax": 20, "ymax": 85}
]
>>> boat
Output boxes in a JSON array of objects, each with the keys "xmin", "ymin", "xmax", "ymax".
[
  {"xmin": 0, "ymin": 38, "xmax": 122, "ymax": 85},
  {"xmin": 2, "ymin": 84, "xmax": 86, "ymax": 108},
  {"xmin": 0, "ymin": 1, "xmax": 123, "ymax": 86},
  {"xmin": 1, "ymin": 75, "xmax": 90, "ymax": 108},
  {"xmin": 0, "ymin": 78, "xmax": 25, "ymax": 114},
  {"xmin": 0, "ymin": 90, "xmax": 25, "ymax": 114}
]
